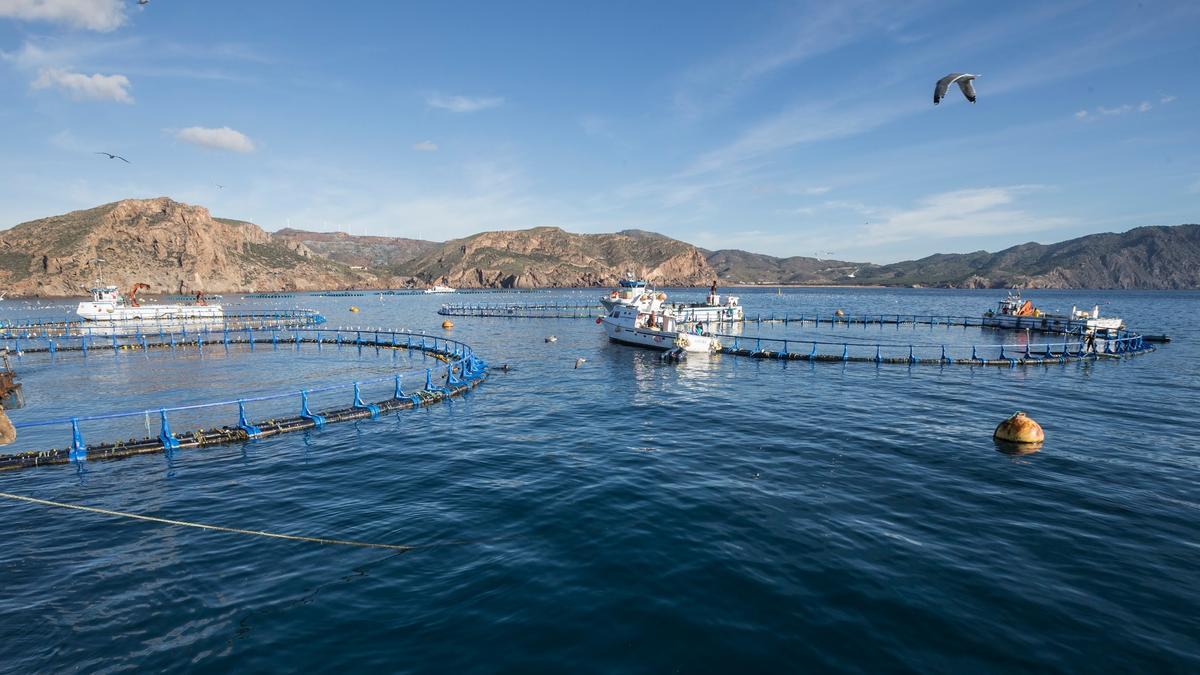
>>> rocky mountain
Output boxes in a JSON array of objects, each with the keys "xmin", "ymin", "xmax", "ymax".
[
  {"xmin": 391, "ymin": 227, "xmax": 713, "ymax": 288},
  {"xmin": 0, "ymin": 198, "xmax": 371, "ymax": 296},
  {"xmin": 0, "ymin": 198, "xmax": 1195, "ymax": 295},
  {"xmin": 849, "ymin": 224, "xmax": 1200, "ymax": 289},
  {"xmin": 273, "ymin": 228, "xmax": 440, "ymax": 268},
  {"xmin": 704, "ymin": 249, "xmax": 877, "ymax": 285}
]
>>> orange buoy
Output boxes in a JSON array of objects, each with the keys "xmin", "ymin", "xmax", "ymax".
[
  {"xmin": 441, "ymin": 319, "xmax": 454, "ymax": 329},
  {"xmin": 349, "ymin": 306, "xmax": 360, "ymax": 313},
  {"xmin": 993, "ymin": 411, "xmax": 1044, "ymax": 451}
]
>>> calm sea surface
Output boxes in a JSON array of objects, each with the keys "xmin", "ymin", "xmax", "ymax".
[{"xmin": 1, "ymin": 288, "xmax": 1197, "ymax": 673}]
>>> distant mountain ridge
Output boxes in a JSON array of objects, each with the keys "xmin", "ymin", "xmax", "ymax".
[
  {"xmin": 0, "ymin": 198, "xmax": 1196, "ymax": 295},
  {"xmin": 273, "ymin": 228, "xmax": 440, "ymax": 269}
]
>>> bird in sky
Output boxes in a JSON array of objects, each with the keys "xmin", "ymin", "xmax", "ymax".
[
  {"xmin": 216, "ymin": 184, "xmax": 225, "ymax": 189},
  {"xmin": 138, "ymin": 0, "xmax": 149, "ymax": 5},
  {"xmin": 934, "ymin": 73, "xmax": 979, "ymax": 104},
  {"xmin": 95, "ymin": 152, "xmax": 130, "ymax": 163}
]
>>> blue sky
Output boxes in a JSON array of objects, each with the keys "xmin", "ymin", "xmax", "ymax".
[{"xmin": 1, "ymin": 0, "xmax": 1197, "ymax": 262}]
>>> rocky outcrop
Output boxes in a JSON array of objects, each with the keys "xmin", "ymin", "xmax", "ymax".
[
  {"xmin": 273, "ymin": 228, "xmax": 440, "ymax": 268},
  {"xmin": 393, "ymin": 227, "xmax": 715, "ymax": 288},
  {"xmin": 0, "ymin": 198, "xmax": 370, "ymax": 296}
]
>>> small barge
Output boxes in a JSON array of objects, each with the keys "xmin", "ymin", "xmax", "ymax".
[
  {"xmin": 77, "ymin": 282, "xmax": 223, "ymax": 323},
  {"xmin": 982, "ymin": 290, "xmax": 1123, "ymax": 333}
]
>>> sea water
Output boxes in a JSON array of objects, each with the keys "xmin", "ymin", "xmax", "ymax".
[{"xmin": 0, "ymin": 288, "xmax": 1196, "ymax": 672}]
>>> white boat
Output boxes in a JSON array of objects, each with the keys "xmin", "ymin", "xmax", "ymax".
[
  {"xmin": 424, "ymin": 284, "xmax": 456, "ymax": 294},
  {"xmin": 76, "ymin": 283, "xmax": 223, "ymax": 323},
  {"xmin": 982, "ymin": 290, "xmax": 1124, "ymax": 333},
  {"xmin": 599, "ymin": 303, "xmax": 721, "ymax": 354},
  {"xmin": 600, "ymin": 276, "xmax": 743, "ymax": 323}
]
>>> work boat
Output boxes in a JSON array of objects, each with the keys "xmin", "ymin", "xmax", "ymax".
[
  {"xmin": 600, "ymin": 276, "xmax": 744, "ymax": 323},
  {"xmin": 424, "ymin": 284, "xmax": 456, "ymax": 294},
  {"xmin": 76, "ymin": 283, "xmax": 223, "ymax": 322},
  {"xmin": 982, "ymin": 289, "xmax": 1124, "ymax": 333},
  {"xmin": 599, "ymin": 303, "xmax": 721, "ymax": 353}
]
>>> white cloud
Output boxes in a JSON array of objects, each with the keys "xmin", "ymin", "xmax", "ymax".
[
  {"xmin": 0, "ymin": 0, "xmax": 126, "ymax": 31},
  {"xmin": 425, "ymin": 93, "xmax": 503, "ymax": 113},
  {"xmin": 863, "ymin": 186, "xmax": 1070, "ymax": 245},
  {"xmin": 412, "ymin": 140, "xmax": 438, "ymax": 152},
  {"xmin": 175, "ymin": 126, "xmax": 256, "ymax": 153},
  {"xmin": 31, "ymin": 67, "xmax": 132, "ymax": 102},
  {"xmin": 1188, "ymin": 177, "xmax": 1200, "ymax": 195},
  {"xmin": 1160, "ymin": 94, "xmax": 1177, "ymax": 104},
  {"xmin": 1074, "ymin": 110, "xmax": 1089, "ymax": 120}
]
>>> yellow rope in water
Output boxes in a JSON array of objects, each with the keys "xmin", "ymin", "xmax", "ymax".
[{"xmin": 0, "ymin": 491, "xmax": 412, "ymax": 551}]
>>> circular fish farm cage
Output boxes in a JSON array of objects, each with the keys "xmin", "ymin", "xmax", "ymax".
[
  {"xmin": 709, "ymin": 312, "xmax": 1155, "ymax": 366},
  {"xmin": 0, "ymin": 325, "xmax": 488, "ymax": 472},
  {"xmin": 0, "ymin": 309, "xmax": 327, "ymax": 339}
]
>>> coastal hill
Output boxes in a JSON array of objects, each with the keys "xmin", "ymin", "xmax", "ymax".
[
  {"xmin": 0, "ymin": 198, "xmax": 1196, "ymax": 295},
  {"xmin": 0, "ymin": 198, "xmax": 370, "ymax": 296},
  {"xmin": 273, "ymin": 228, "xmax": 439, "ymax": 269},
  {"xmin": 390, "ymin": 227, "xmax": 712, "ymax": 288}
]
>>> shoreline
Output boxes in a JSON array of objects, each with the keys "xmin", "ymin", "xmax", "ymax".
[{"xmin": 4, "ymin": 284, "xmax": 1195, "ymax": 300}]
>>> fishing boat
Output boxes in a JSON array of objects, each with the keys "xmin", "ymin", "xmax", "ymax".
[
  {"xmin": 600, "ymin": 276, "xmax": 743, "ymax": 323},
  {"xmin": 76, "ymin": 282, "xmax": 223, "ymax": 323},
  {"xmin": 598, "ymin": 301, "xmax": 721, "ymax": 353},
  {"xmin": 424, "ymin": 284, "xmax": 456, "ymax": 294},
  {"xmin": 982, "ymin": 289, "xmax": 1123, "ymax": 333}
]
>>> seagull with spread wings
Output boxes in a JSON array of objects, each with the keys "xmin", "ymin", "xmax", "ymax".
[
  {"xmin": 934, "ymin": 73, "xmax": 980, "ymax": 105},
  {"xmin": 95, "ymin": 152, "xmax": 131, "ymax": 163}
]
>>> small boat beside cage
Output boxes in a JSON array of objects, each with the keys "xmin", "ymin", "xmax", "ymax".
[
  {"xmin": 601, "ymin": 275, "xmax": 743, "ymax": 323},
  {"xmin": 599, "ymin": 302, "xmax": 721, "ymax": 354},
  {"xmin": 982, "ymin": 289, "xmax": 1123, "ymax": 333}
]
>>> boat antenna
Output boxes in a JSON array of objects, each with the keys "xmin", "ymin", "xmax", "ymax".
[{"xmin": 90, "ymin": 258, "xmax": 107, "ymax": 285}]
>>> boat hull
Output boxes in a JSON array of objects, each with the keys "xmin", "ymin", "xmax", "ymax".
[
  {"xmin": 76, "ymin": 303, "xmax": 224, "ymax": 322},
  {"xmin": 601, "ymin": 319, "xmax": 717, "ymax": 353}
]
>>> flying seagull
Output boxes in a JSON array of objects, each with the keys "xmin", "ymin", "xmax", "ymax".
[
  {"xmin": 138, "ymin": 0, "xmax": 149, "ymax": 5},
  {"xmin": 95, "ymin": 152, "xmax": 130, "ymax": 163},
  {"xmin": 934, "ymin": 73, "xmax": 979, "ymax": 104},
  {"xmin": 216, "ymin": 184, "xmax": 225, "ymax": 189}
]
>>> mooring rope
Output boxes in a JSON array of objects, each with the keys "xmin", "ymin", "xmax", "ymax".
[{"xmin": 0, "ymin": 491, "xmax": 412, "ymax": 551}]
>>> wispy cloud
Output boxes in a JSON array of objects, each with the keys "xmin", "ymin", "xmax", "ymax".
[
  {"xmin": 0, "ymin": 0, "xmax": 126, "ymax": 32},
  {"xmin": 175, "ymin": 126, "xmax": 256, "ymax": 153},
  {"xmin": 673, "ymin": 1, "xmax": 926, "ymax": 118},
  {"xmin": 863, "ymin": 186, "xmax": 1070, "ymax": 245},
  {"xmin": 412, "ymin": 140, "xmax": 438, "ymax": 152},
  {"xmin": 1075, "ymin": 95, "xmax": 1173, "ymax": 121},
  {"xmin": 687, "ymin": 97, "xmax": 924, "ymax": 177},
  {"xmin": 425, "ymin": 93, "xmax": 504, "ymax": 113},
  {"xmin": 31, "ymin": 67, "xmax": 132, "ymax": 102}
]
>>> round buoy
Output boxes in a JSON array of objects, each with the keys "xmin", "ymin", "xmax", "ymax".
[
  {"xmin": 349, "ymin": 306, "xmax": 360, "ymax": 313},
  {"xmin": 993, "ymin": 411, "xmax": 1044, "ymax": 453},
  {"xmin": 441, "ymin": 319, "xmax": 454, "ymax": 329}
]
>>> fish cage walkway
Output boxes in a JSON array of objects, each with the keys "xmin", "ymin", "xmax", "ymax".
[
  {"xmin": 0, "ymin": 309, "xmax": 326, "ymax": 339},
  {"xmin": 712, "ymin": 329, "xmax": 1156, "ymax": 367},
  {"xmin": 438, "ymin": 302, "xmax": 605, "ymax": 319},
  {"xmin": 0, "ymin": 327, "xmax": 487, "ymax": 472}
]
